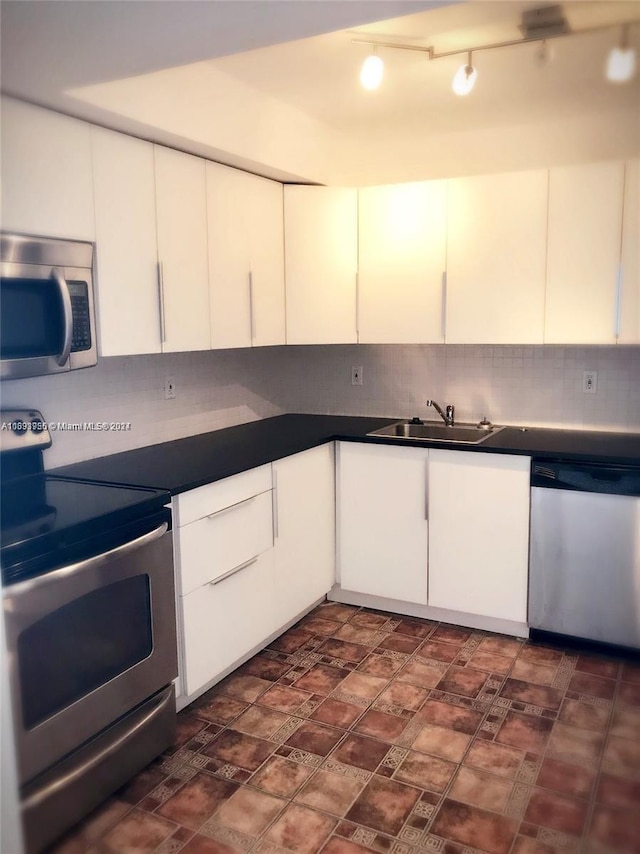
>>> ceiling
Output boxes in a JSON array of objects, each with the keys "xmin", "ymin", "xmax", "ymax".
[{"xmin": 2, "ymin": 0, "xmax": 639, "ymax": 185}]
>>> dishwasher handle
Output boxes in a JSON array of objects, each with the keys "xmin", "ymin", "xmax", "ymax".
[{"xmin": 531, "ymin": 460, "xmax": 640, "ymax": 496}]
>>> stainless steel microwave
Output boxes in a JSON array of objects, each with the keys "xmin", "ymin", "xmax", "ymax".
[{"xmin": 0, "ymin": 233, "xmax": 97, "ymax": 380}]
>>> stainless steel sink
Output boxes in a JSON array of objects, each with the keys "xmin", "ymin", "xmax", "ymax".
[{"xmin": 367, "ymin": 420, "xmax": 505, "ymax": 444}]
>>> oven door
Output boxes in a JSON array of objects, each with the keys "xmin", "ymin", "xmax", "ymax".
[{"xmin": 3, "ymin": 520, "xmax": 177, "ymax": 785}]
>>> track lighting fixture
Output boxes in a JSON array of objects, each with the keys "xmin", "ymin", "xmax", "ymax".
[{"xmin": 353, "ymin": 6, "xmax": 638, "ymax": 97}]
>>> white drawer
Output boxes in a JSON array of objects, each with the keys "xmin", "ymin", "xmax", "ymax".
[
  {"xmin": 177, "ymin": 489, "xmax": 273, "ymax": 595},
  {"xmin": 174, "ymin": 464, "xmax": 272, "ymax": 527},
  {"xmin": 181, "ymin": 549, "xmax": 275, "ymax": 696}
]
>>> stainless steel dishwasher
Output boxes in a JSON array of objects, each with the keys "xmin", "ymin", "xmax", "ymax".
[{"xmin": 529, "ymin": 459, "xmax": 640, "ymax": 652}]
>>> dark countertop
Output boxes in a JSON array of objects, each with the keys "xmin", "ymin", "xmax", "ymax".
[{"xmin": 51, "ymin": 413, "xmax": 640, "ymax": 494}]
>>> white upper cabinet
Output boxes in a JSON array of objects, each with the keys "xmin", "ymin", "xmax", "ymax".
[
  {"xmin": 1, "ymin": 98, "xmax": 95, "ymax": 241},
  {"xmin": 427, "ymin": 450, "xmax": 530, "ymax": 623},
  {"xmin": 207, "ymin": 163, "xmax": 285, "ymax": 349},
  {"xmin": 358, "ymin": 181, "xmax": 447, "ymax": 343},
  {"xmin": 154, "ymin": 146, "xmax": 210, "ymax": 352},
  {"xmin": 446, "ymin": 169, "xmax": 548, "ymax": 344},
  {"xmin": 545, "ymin": 161, "xmax": 625, "ymax": 344},
  {"xmin": 618, "ymin": 158, "xmax": 640, "ymax": 344},
  {"xmin": 92, "ymin": 128, "xmax": 161, "ymax": 356},
  {"xmin": 284, "ymin": 186, "xmax": 358, "ymax": 344}
]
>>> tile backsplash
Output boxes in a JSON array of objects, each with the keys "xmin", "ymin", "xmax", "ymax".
[{"xmin": 1, "ymin": 344, "xmax": 639, "ymax": 469}]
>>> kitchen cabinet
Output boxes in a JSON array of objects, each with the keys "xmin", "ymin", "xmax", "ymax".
[
  {"xmin": 545, "ymin": 160, "xmax": 625, "ymax": 344},
  {"xmin": 284, "ymin": 186, "xmax": 358, "ymax": 344},
  {"xmin": 91, "ymin": 128, "xmax": 161, "ymax": 356},
  {"xmin": 272, "ymin": 444, "xmax": 336, "ymax": 624},
  {"xmin": 1, "ymin": 97, "xmax": 95, "ymax": 241},
  {"xmin": 174, "ymin": 466, "xmax": 275, "ymax": 697},
  {"xmin": 427, "ymin": 449, "xmax": 530, "ymax": 623},
  {"xmin": 154, "ymin": 146, "xmax": 210, "ymax": 352},
  {"xmin": 618, "ymin": 158, "xmax": 640, "ymax": 344},
  {"xmin": 207, "ymin": 163, "xmax": 285, "ymax": 349},
  {"xmin": 445, "ymin": 169, "xmax": 548, "ymax": 344},
  {"xmin": 358, "ymin": 181, "xmax": 447, "ymax": 343},
  {"xmin": 337, "ymin": 442, "xmax": 429, "ymax": 604}
]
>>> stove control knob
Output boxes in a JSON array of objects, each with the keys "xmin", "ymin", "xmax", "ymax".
[
  {"xmin": 11, "ymin": 420, "xmax": 28, "ymax": 436},
  {"xmin": 31, "ymin": 419, "xmax": 45, "ymax": 434}
]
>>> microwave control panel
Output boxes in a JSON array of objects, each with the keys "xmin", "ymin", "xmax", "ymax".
[{"xmin": 69, "ymin": 281, "xmax": 93, "ymax": 352}]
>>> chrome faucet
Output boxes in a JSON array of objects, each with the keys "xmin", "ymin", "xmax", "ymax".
[{"xmin": 427, "ymin": 399, "xmax": 455, "ymax": 427}]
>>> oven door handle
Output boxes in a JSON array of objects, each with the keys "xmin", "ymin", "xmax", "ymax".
[
  {"xmin": 3, "ymin": 521, "xmax": 169, "ymax": 599},
  {"xmin": 51, "ymin": 267, "xmax": 73, "ymax": 367}
]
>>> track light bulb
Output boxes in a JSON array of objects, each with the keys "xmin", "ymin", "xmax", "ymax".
[
  {"xmin": 606, "ymin": 47, "xmax": 636, "ymax": 83},
  {"xmin": 360, "ymin": 52, "xmax": 384, "ymax": 90},
  {"xmin": 452, "ymin": 53, "xmax": 477, "ymax": 95}
]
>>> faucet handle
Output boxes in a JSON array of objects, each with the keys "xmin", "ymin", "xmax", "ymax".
[{"xmin": 445, "ymin": 404, "xmax": 455, "ymax": 425}]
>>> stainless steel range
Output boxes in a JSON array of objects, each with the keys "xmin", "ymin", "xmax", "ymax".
[{"xmin": 1, "ymin": 410, "xmax": 178, "ymax": 853}]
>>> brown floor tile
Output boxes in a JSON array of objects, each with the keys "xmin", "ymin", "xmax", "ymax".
[
  {"xmin": 449, "ymin": 766, "xmax": 513, "ymax": 812},
  {"xmin": 464, "ymin": 739, "xmax": 525, "ymax": 779},
  {"xmin": 334, "ymin": 623, "xmax": 382, "ymax": 645},
  {"xmin": 411, "ymin": 723, "xmax": 471, "ymax": 762},
  {"xmin": 510, "ymin": 659, "xmax": 558, "ymax": 686},
  {"xmin": 467, "ymin": 650, "xmax": 514, "ymax": 676},
  {"xmin": 238, "ymin": 654, "xmax": 292, "ymax": 681},
  {"xmin": 601, "ymin": 733, "xmax": 640, "ymax": 779},
  {"xmin": 396, "ymin": 658, "xmax": 447, "ymax": 689},
  {"xmin": 618, "ymin": 680, "xmax": 640, "ymax": 706},
  {"xmin": 436, "ymin": 665, "xmax": 489, "ymax": 698},
  {"xmin": 321, "ymin": 837, "xmax": 378, "ymax": 854},
  {"xmin": 559, "ymin": 698, "xmax": 610, "ymax": 732},
  {"xmin": 499, "ymin": 678, "xmax": 564, "ymax": 711},
  {"xmin": 180, "ymin": 835, "xmax": 243, "ymax": 854},
  {"xmin": 394, "ymin": 749, "xmax": 456, "ymax": 792},
  {"xmin": 346, "ymin": 776, "xmax": 420, "ymax": 835},
  {"xmin": 157, "ymin": 774, "xmax": 237, "ymax": 830},
  {"xmin": 99, "ymin": 808, "xmax": 176, "ymax": 853},
  {"xmin": 547, "ymin": 722, "xmax": 605, "ymax": 769},
  {"xmin": 118, "ymin": 767, "xmax": 167, "ymax": 805},
  {"xmin": 316, "ymin": 603, "xmax": 358, "ymax": 622},
  {"xmin": 336, "ymin": 671, "xmax": 387, "ymax": 701},
  {"xmin": 393, "ymin": 617, "xmax": 436, "ymax": 638},
  {"xmin": 416, "ymin": 698, "xmax": 484, "ymax": 735},
  {"xmin": 596, "ymin": 772, "xmax": 640, "ymax": 810},
  {"xmin": 377, "ymin": 680, "xmax": 429, "ymax": 711},
  {"xmin": 318, "ymin": 638, "xmax": 370, "ymax": 663},
  {"xmin": 518, "ymin": 644, "xmax": 563, "ymax": 666},
  {"xmin": 202, "ymin": 730, "xmax": 275, "ymax": 772},
  {"xmin": 495, "ymin": 710, "xmax": 554, "ymax": 754},
  {"xmin": 357, "ymin": 653, "xmax": 403, "ymax": 679},
  {"xmin": 285, "ymin": 721, "xmax": 344, "ymax": 756},
  {"xmin": 430, "ymin": 799, "xmax": 518, "ymax": 854},
  {"xmin": 511, "ymin": 837, "xmax": 560, "ymax": 854},
  {"xmin": 269, "ymin": 627, "xmax": 315, "ymax": 653},
  {"xmin": 536, "ymin": 756, "xmax": 596, "ymax": 799},
  {"xmin": 479, "ymin": 636, "xmax": 522, "ymax": 657},
  {"xmin": 174, "ymin": 713, "xmax": 210, "ymax": 747},
  {"xmin": 353, "ymin": 709, "xmax": 407, "ymax": 741},
  {"xmin": 416, "ymin": 640, "xmax": 460, "ymax": 662},
  {"xmin": 376, "ymin": 633, "xmax": 421, "ymax": 654},
  {"xmin": 295, "ymin": 664, "xmax": 349, "ymax": 694},
  {"xmin": 263, "ymin": 803, "xmax": 336, "ymax": 854},
  {"xmin": 214, "ymin": 787, "xmax": 284, "ymax": 836},
  {"xmin": 588, "ymin": 803, "xmax": 640, "ymax": 852},
  {"xmin": 350, "ymin": 610, "xmax": 390, "ymax": 629},
  {"xmin": 431, "ymin": 624, "xmax": 472, "ymax": 645},
  {"xmin": 621, "ymin": 662, "xmax": 640, "ymax": 684},
  {"xmin": 299, "ymin": 615, "xmax": 343, "ymax": 636},
  {"xmin": 525, "ymin": 787, "xmax": 589, "ymax": 836},
  {"xmin": 295, "ymin": 770, "xmax": 364, "ymax": 816},
  {"xmin": 218, "ymin": 674, "xmax": 271, "ymax": 702},
  {"xmin": 311, "ymin": 698, "xmax": 363, "ymax": 728},
  {"xmin": 231, "ymin": 705, "xmax": 289, "ymax": 739},
  {"xmin": 331, "ymin": 734, "xmax": 389, "ymax": 772},
  {"xmin": 575, "ymin": 654, "xmax": 620, "ymax": 680},
  {"xmin": 568, "ymin": 672, "xmax": 616, "ymax": 700},
  {"xmin": 249, "ymin": 755, "xmax": 314, "ymax": 797},
  {"xmin": 49, "ymin": 798, "xmax": 132, "ymax": 851},
  {"xmin": 609, "ymin": 703, "xmax": 640, "ymax": 740},
  {"xmin": 192, "ymin": 696, "xmax": 249, "ymax": 726},
  {"xmin": 258, "ymin": 683, "xmax": 313, "ymax": 713}
]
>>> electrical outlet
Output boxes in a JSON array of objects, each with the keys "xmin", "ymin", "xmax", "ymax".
[
  {"xmin": 164, "ymin": 376, "xmax": 176, "ymax": 400},
  {"xmin": 351, "ymin": 366, "xmax": 363, "ymax": 386},
  {"xmin": 583, "ymin": 371, "xmax": 598, "ymax": 394}
]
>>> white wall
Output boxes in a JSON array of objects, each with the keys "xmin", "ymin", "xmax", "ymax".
[{"xmin": 1, "ymin": 344, "xmax": 638, "ymax": 469}]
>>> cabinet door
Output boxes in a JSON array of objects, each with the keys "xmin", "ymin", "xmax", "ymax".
[
  {"xmin": 207, "ymin": 164, "xmax": 285, "ymax": 349},
  {"xmin": 545, "ymin": 161, "xmax": 625, "ymax": 344},
  {"xmin": 618, "ymin": 158, "xmax": 640, "ymax": 344},
  {"xmin": 273, "ymin": 444, "xmax": 336, "ymax": 627},
  {"xmin": 1, "ymin": 97, "xmax": 95, "ymax": 241},
  {"xmin": 92, "ymin": 128, "xmax": 161, "ymax": 356},
  {"xmin": 284, "ymin": 187, "xmax": 357, "ymax": 344},
  {"xmin": 358, "ymin": 181, "xmax": 447, "ymax": 343},
  {"xmin": 337, "ymin": 442, "xmax": 428, "ymax": 605},
  {"xmin": 154, "ymin": 146, "xmax": 210, "ymax": 352},
  {"xmin": 446, "ymin": 170, "xmax": 548, "ymax": 344},
  {"xmin": 428, "ymin": 450, "xmax": 530, "ymax": 623}
]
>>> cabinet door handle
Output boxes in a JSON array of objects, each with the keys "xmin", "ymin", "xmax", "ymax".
[
  {"xmin": 249, "ymin": 271, "xmax": 256, "ymax": 342},
  {"xmin": 157, "ymin": 261, "xmax": 166, "ymax": 344},
  {"xmin": 208, "ymin": 556, "xmax": 259, "ymax": 586},
  {"xmin": 205, "ymin": 495, "xmax": 257, "ymax": 520},
  {"xmin": 440, "ymin": 271, "xmax": 447, "ymax": 341},
  {"xmin": 272, "ymin": 469, "xmax": 279, "ymax": 539}
]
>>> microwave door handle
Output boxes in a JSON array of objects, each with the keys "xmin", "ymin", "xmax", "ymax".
[{"xmin": 51, "ymin": 267, "xmax": 73, "ymax": 366}]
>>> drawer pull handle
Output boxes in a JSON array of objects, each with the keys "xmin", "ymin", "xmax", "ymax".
[
  {"xmin": 205, "ymin": 495, "xmax": 257, "ymax": 520},
  {"xmin": 209, "ymin": 556, "xmax": 259, "ymax": 586}
]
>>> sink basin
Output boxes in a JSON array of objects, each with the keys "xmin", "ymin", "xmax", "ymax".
[{"xmin": 367, "ymin": 421, "xmax": 505, "ymax": 444}]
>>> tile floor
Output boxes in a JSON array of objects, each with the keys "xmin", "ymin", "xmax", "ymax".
[{"xmin": 50, "ymin": 602, "xmax": 640, "ymax": 854}]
